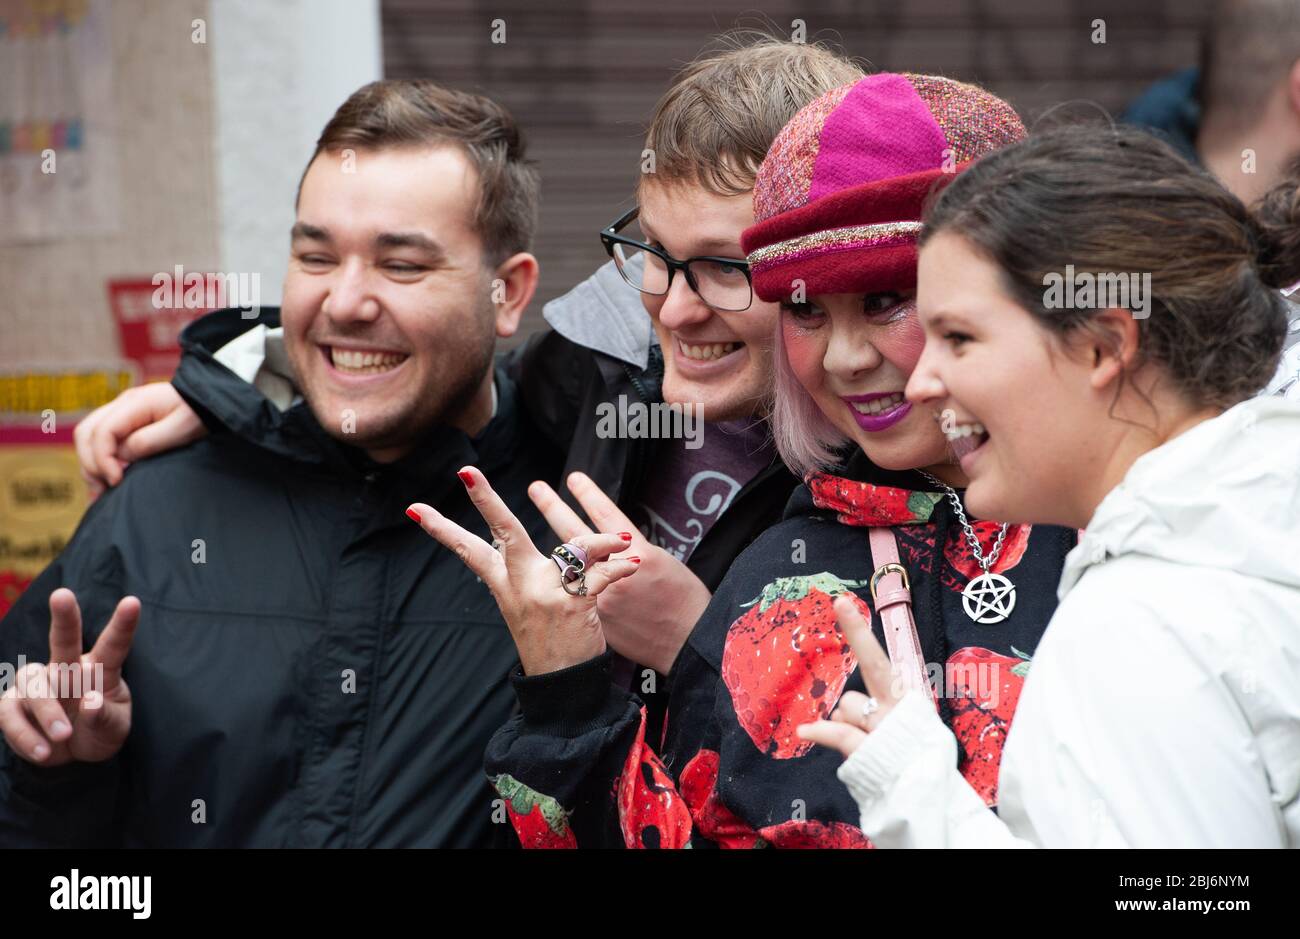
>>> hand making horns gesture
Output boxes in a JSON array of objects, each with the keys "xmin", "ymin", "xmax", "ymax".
[{"xmin": 407, "ymin": 466, "xmax": 641, "ymax": 676}]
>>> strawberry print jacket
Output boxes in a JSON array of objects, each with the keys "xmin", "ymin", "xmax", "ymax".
[{"xmin": 484, "ymin": 453, "xmax": 1077, "ymax": 848}]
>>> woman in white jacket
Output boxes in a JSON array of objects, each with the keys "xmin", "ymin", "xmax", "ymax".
[{"xmin": 798, "ymin": 125, "xmax": 1300, "ymax": 848}]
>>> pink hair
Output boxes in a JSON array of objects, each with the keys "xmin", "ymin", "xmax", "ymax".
[{"xmin": 770, "ymin": 314, "xmax": 851, "ymax": 478}]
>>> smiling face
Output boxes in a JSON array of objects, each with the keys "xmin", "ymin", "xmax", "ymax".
[
  {"xmin": 906, "ymin": 231, "xmax": 1110, "ymax": 525},
  {"xmin": 282, "ymin": 145, "xmax": 499, "ymax": 461},
  {"xmin": 781, "ymin": 289, "xmax": 965, "ymax": 483},
  {"xmin": 637, "ymin": 181, "xmax": 776, "ymax": 422}
]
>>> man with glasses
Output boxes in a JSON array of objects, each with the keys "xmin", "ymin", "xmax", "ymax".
[
  {"xmin": 67, "ymin": 37, "xmax": 863, "ymax": 756},
  {"xmin": 504, "ymin": 40, "xmax": 859, "ymax": 694},
  {"xmin": 601, "ymin": 206, "xmax": 757, "ymax": 316}
]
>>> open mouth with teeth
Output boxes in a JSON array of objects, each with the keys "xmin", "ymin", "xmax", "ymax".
[
  {"xmin": 850, "ymin": 392, "xmax": 906, "ymax": 416},
  {"xmin": 943, "ymin": 418, "xmax": 990, "ymax": 464},
  {"xmin": 676, "ymin": 338, "xmax": 744, "ymax": 362},
  {"xmin": 325, "ymin": 346, "xmax": 410, "ymax": 376}
]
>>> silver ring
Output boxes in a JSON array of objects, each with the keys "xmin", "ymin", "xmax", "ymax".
[
  {"xmin": 561, "ymin": 574, "xmax": 588, "ymax": 597},
  {"xmin": 860, "ymin": 696, "xmax": 880, "ymax": 720}
]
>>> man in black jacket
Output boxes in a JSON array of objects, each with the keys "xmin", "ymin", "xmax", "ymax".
[{"xmin": 0, "ymin": 80, "xmax": 558, "ymax": 847}]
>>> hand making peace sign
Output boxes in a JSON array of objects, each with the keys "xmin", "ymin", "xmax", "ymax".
[{"xmin": 0, "ymin": 588, "xmax": 141, "ymax": 766}]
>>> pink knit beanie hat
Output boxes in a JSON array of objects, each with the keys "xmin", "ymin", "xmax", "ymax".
[{"xmin": 741, "ymin": 73, "xmax": 1026, "ymax": 301}]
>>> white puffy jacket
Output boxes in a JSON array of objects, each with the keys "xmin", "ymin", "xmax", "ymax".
[{"xmin": 837, "ymin": 396, "xmax": 1300, "ymax": 847}]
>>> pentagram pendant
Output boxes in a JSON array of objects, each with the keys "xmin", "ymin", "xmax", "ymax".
[{"xmin": 961, "ymin": 572, "xmax": 1017, "ymax": 624}]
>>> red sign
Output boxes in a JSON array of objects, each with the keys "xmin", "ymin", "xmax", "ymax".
[{"xmin": 108, "ymin": 275, "xmax": 220, "ymax": 381}]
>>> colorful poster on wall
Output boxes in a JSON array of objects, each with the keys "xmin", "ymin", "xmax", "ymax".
[
  {"xmin": 109, "ymin": 276, "xmax": 222, "ymax": 381},
  {"xmin": 0, "ymin": 0, "xmax": 120, "ymax": 244},
  {"xmin": 0, "ymin": 363, "xmax": 137, "ymax": 617}
]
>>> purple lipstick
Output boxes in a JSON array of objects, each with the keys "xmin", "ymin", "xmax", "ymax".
[{"xmin": 842, "ymin": 390, "xmax": 912, "ymax": 432}]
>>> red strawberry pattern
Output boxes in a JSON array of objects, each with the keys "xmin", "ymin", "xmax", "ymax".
[
  {"xmin": 679, "ymin": 749, "xmax": 763, "ymax": 848},
  {"xmin": 491, "ymin": 773, "xmax": 578, "ymax": 849},
  {"xmin": 943, "ymin": 521, "xmax": 1031, "ymax": 587},
  {"xmin": 722, "ymin": 573, "xmax": 870, "ymax": 759},
  {"xmin": 809, "ymin": 470, "xmax": 1032, "ymax": 599},
  {"xmin": 617, "ymin": 707, "xmax": 692, "ymax": 849},
  {"xmin": 679, "ymin": 748, "xmax": 872, "ymax": 849},
  {"xmin": 757, "ymin": 819, "xmax": 873, "ymax": 849},
  {"xmin": 806, "ymin": 474, "xmax": 942, "ymax": 528},
  {"xmin": 946, "ymin": 646, "xmax": 1032, "ymax": 805},
  {"xmin": 895, "ymin": 524, "xmax": 938, "ymax": 575}
]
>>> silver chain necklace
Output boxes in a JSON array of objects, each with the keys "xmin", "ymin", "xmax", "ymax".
[{"xmin": 919, "ymin": 471, "xmax": 1017, "ymax": 625}]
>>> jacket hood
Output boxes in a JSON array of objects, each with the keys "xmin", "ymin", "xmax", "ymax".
[
  {"xmin": 175, "ymin": 308, "xmax": 311, "ymax": 461},
  {"xmin": 1063, "ymin": 396, "xmax": 1300, "ymax": 596},
  {"xmin": 542, "ymin": 258, "xmax": 656, "ymax": 370}
]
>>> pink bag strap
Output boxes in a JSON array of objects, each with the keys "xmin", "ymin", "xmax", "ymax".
[{"xmin": 867, "ymin": 527, "xmax": 936, "ymax": 705}]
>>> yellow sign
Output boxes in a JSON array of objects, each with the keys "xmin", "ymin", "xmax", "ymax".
[
  {"xmin": 0, "ymin": 368, "xmax": 135, "ymax": 418},
  {"xmin": 0, "ymin": 363, "xmax": 137, "ymax": 615},
  {"xmin": 0, "ymin": 445, "xmax": 88, "ymax": 581}
]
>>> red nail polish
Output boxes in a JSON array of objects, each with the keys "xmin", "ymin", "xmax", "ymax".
[
  {"xmin": 619, "ymin": 531, "xmax": 633, "ymax": 541},
  {"xmin": 405, "ymin": 507, "xmax": 421, "ymax": 523},
  {"xmin": 628, "ymin": 556, "xmax": 641, "ymax": 564},
  {"xmin": 457, "ymin": 470, "xmax": 475, "ymax": 489}
]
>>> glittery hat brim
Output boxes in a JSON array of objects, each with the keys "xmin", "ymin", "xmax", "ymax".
[
  {"xmin": 743, "ymin": 165, "xmax": 958, "ymax": 302},
  {"xmin": 751, "ymin": 241, "xmax": 921, "ymax": 303}
]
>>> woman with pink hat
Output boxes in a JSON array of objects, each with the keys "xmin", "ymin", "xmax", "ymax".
[
  {"xmin": 798, "ymin": 124, "xmax": 1300, "ymax": 847},
  {"xmin": 410, "ymin": 74, "xmax": 1078, "ymax": 847}
]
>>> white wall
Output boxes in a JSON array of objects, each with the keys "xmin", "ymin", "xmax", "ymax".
[
  {"xmin": 0, "ymin": 0, "xmax": 220, "ymax": 368},
  {"xmin": 0, "ymin": 0, "xmax": 384, "ymax": 367},
  {"xmin": 207, "ymin": 0, "xmax": 383, "ymax": 307}
]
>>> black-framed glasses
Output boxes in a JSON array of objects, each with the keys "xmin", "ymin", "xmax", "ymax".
[{"xmin": 599, "ymin": 207, "xmax": 754, "ymax": 312}]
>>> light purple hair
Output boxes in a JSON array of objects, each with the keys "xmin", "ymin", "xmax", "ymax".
[{"xmin": 770, "ymin": 315, "xmax": 851, "ymax": 478}]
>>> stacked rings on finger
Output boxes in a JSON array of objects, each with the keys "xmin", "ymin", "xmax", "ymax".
[{"xmin": 550, "ymin": 542, "xmax": 589, "ymax": 596}]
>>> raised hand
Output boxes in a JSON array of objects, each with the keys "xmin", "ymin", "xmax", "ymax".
[
  {"xmin": 795, "ymin": 595, "xmax": 903, "ymax": 758},
  {"xmin": 0, "ymin": 588, "xmax": 140, "ymax": 766},
  {"xmin": 407, "ymin": 466, "xmax": 641, "ymax": 676},
  {"xmin": 527, "ymin": 471, "xmax": 712, "ymax": 675},
  {"xmin": 74, "ymin": 382, "xmax": 206, "ymax": 495}
]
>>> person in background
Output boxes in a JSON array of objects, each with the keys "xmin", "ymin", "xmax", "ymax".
[{"xmin": 1124, "ymin": 0, "xmax": 1300, "ymax": 204}]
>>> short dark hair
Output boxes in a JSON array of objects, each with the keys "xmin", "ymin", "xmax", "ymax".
[
  {"xmin": 1201, "ymin": 0, "xmax": 1300, "ymax": 132},
  {"xmin": 922, "ymin": 124, "xmax": 1296, "ymax": 410},
  {"xmin": 303, "ymin": 80, "xmax": 539, "ymax": 266}
]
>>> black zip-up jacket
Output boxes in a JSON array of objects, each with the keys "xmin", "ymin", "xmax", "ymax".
[{"xmin": 0, "ymin": 308, "xmax": 561, "ymax": 847}]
